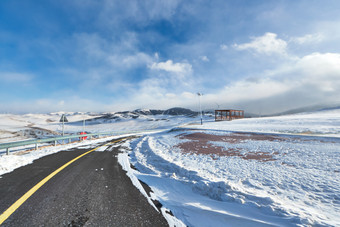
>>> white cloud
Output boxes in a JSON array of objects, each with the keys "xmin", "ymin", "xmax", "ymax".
[
  {"xmin": 291, "ymin": 33, "xmax": 324, "ymax": 45},
  {"xmin": 295, "ymin": 52, "xmax": 340, "ymax": 92},
  {"xmin": 297, "ymin": 52, "xmax": 340, "ymax": 75},
  {"xmin": 234, "ymin": 32, "xmax": 287, "ymax": 55},
  {"xmin": 111, "ymin": 52, "xmax": 340, "ymax": 114},
  {"xmin": 203, "ymin": 52, "xmax": 340, "ymax": 113},
  {"xmin": 142, "ymin": 0, "xmax": 181, "ymax": 21},
  {"xmin": 165, "ymin": 93, "xmax": 177, "ymax": 99},
  {"xmin": 29, "ymin": 97, "xmax": 115, "ymax": 113},
  {"xmin": 220, "ymin": 44, "xmax": 228, "ymax": 50},
  {"xmin": 73, "ymin": 33, "xmax": 108, "ymax": 60},
  {"xmin": 116, "ymin": 60, "xmax": 197, "ymax": 110},
  {"xmin": 200, "ymin": 56, "xmax": 209, "ymax": 62},
  {"xmin": 122, "ymin": 52, "xmax": 153, "ymax": 66},
  {"xmin": 7, "ymin": 52, "xmax": 339, "ymax": 114},
  {"xmin": 222, "ymin": 79, "xmax": 290, "ymax": 102},
  {"xmin": 0, "ymin": 72, "xmax": 33, "ymax": 83},
  {"xmin": 181, "ymin": 91, "xmax": 196, "ymax": 99},
  {"xmin": 149, "ymin": 60, "xmax": 192, "ymax": 74},
  {"xmin": 147, "ymin": 59, "xmax": 195, "ymax": 90},
  {"xmin": 72, "ymin": 32, "xmax": 153, "ymax": 69},
  {"xmin": 90, "ymin": 0, "xmax": 182, "ymax": 30},
  {"xmin": 58, "ymin": 100, "xmax": 65, "ymax": 106}
]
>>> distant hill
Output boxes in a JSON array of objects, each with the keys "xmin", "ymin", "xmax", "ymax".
[
  {"xmin": 162, "ymin": 107, "xmax": 198, "ymax": 116},
  {"xmin": 133, "ymin": 109, "xmax": 164, "ymax": 115},
  {"xmin": 69, "ymin": 107, "xmax": 199, "ymax": 125},
  {"xmin": 319, "ymin": 106, "xmax": 340, "ymax": 111},
  {"xmin": 271, "ymin": 104, "xmax": 340, "ymax": 116},
  {"xmin": 132, "ymin": 107, "xmax": 197, "ymax": 116}
]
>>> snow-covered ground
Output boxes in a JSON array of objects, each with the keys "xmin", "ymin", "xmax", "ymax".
[
  {"xmin": 0, "ymin": 136, "xmax": 122, "ymax": 176},
  {"xmin": 0, "ymin": 112, "xmax": 100, "ymax": 143},
  {"xmin": 0, "ymin": 111, "xmax": 199, "ymax": 174},
  {"xmin": 0, "ymin": 111, "xmax": 199, "ymax": 143},
  {"xmin": 1, "ymin": 109, "xmax": 339, "ymax": 226},
  {"xmin": 188, "ymin": 109, "xmax": 340, "ymax": 138},
  {"xmin": 120, "ymin": 109, "xmax": 340, "ymax": 226}
]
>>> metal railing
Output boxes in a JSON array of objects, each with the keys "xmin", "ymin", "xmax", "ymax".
[{"xmin": 0, "ymin": 130, "xmax": 153, "ymax": 155}]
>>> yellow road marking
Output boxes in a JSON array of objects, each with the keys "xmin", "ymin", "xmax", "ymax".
[{"xmin": 0, "ymin": 138, "xmax": 125, "ymax": 225}]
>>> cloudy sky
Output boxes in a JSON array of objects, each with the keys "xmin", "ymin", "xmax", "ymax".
[{"xmin": 1, "ymin": 0, "xmax": 340, "ymax": 114}]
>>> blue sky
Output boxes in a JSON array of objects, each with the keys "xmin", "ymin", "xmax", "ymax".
[{"xmin": 1, "ymin": 0, "xmax": 340, "ymax": 114}]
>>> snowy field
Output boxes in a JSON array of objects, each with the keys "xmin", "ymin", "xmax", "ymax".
[
  {"xmin": 1, "ymin": 109, "xmax": 339, "ymax": 226},
  {"xmin": 0, "ymin": 112, "xmax": 101, "ymax": 143},
  {"xmin": 120, "ymin": 109, "xmax": 340, "ymax": 226},
  {"xmin": 189, "ymin": 108, "xmax": 340, "ymax": 138},
  {"xmin": 0, "ymin": 111, "xmax": 197, "ymax": 144}
]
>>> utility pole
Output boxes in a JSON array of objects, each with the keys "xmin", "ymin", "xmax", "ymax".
[
  {"xmin": 62, "ymin": 117, "xmax": 65, "ymax": 136},
  {"xmin": 197, "ymin": 92, "xmax": 203, "ymax": 125},
  {"xmin": 83, "ymin": 114, "xmax": 85, "ymax": 140}
]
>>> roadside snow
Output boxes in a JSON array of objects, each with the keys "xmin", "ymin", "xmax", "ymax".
[
  {"xmin": 118, "ymin": 152, "xmax": 186, "ymax": 227},
  {"xmin": 121, "ymin": 109, "xmax": 340, "ymax": 226},
  {"xmin": 0, "ymin": 136, "xmax": 120, "ymax": 176}
]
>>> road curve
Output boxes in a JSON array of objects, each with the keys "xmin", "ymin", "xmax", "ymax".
[{"xmin": 0, "ymin": 137, "xmax": 168, "ymax": 226}]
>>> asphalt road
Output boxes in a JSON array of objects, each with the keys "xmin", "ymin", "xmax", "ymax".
[{"xmin": 0, "ymin": 137, "xmax": 168, "ymax": 226}]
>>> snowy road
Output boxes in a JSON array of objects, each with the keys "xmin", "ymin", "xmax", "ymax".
[{"xmin": 0, "ymin": 137, "xmax": 168, "ymax": 226}]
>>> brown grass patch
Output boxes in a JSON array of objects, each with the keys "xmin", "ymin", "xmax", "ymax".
[
  {"xmin": 177, "ymin": 132, "xmax": 286, "ymax": 143},
  {"xmin": 174, "ymin": 132, "xmax": 282, "ymax": 162}
]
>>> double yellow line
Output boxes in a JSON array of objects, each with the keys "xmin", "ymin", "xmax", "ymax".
[{"xmin": 0, "ymin": 138, "xmax": 125, "ymax": 225}]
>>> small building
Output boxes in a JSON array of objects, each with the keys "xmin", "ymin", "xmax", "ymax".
[{"xmin": 215, "ymin": 109, "xmax": 244, "ymax": 121}]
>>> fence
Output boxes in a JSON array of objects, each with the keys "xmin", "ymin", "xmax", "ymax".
[{"xmin": 0, "ymin": 130, "xmax": 148, "ymax": 155}]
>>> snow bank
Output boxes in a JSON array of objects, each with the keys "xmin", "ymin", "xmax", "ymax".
[
  {"xmin": 118, "ymin": 151, "xmax": 186, "ymax": 227},
  {"xmin": 123, "ymin": 111, "xmax": 340, "ymax": 227},
  {"xmin": 0, "ymin": 136, "xmax": 121, "ymax": 176}
]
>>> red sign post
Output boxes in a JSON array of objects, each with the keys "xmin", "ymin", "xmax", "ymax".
[{"xmin": 79, "ymin": 132, "xmax": 87, "ymax": 140}]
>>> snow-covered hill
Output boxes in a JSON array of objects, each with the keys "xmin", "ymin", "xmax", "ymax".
[{"xmin": 0, "ymin": 108, "xmax": 201, "ymax": 143}]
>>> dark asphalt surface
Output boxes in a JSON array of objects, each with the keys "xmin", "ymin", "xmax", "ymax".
[{"xmin": 0, "ymin": 137, "xmax": 168, "ymax": 226}]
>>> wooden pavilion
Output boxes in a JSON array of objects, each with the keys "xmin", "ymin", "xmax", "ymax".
[{"xmin": 215, "ymin": 109, "xmax": 244, "ymax": 121}]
